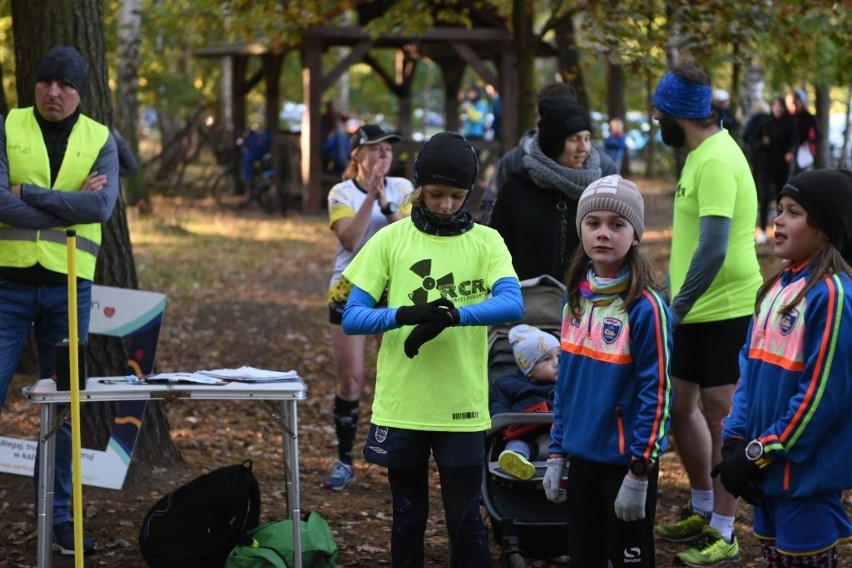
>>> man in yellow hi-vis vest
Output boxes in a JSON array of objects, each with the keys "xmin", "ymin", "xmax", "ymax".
[{"xmin": 0, "ymin": 45, "xmax": 119, "ymax": 555}]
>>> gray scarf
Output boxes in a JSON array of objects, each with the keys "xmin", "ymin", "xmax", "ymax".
[{"xmin": 523, "ymin": 133, "xmax": 602, "ymax": 199}]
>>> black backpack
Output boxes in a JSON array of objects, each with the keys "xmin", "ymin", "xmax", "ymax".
[{"xmin": 139, "ymin": 460, "xmax": 262, "ymax": 568}]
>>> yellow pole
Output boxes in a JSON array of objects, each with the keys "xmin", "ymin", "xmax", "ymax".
[{"xmin": 66, "ymin": 229, "xmax": 84, "ymax": 567}]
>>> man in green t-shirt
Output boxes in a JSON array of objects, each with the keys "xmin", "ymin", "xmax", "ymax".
[{"xmin": 651, "ymin": 61, "xmax": 763, "ymax": 566}]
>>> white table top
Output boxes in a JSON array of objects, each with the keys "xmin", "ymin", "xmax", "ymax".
[{"xmin": 24, "ymin": 377, "xmax": 307, "ymax": 403}]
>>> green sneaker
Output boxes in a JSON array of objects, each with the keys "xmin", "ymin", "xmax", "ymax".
[
  {"xmin": 675, "ymin": 526, "xmax": 741, "ymax": 567},
  {"xmin": 498, "ymin": 450, "xmax": 535, "ymax": 480},
  {"xmin": 656, "ymin": 501, "xmax": 711, "ymax": 542},
  {"xmin": 656, "ymin": 511, "xmax": 709, "ymax": 542}
]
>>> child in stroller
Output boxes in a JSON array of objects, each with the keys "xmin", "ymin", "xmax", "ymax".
[
  {"xmin": 482, "ymin": 275, "xmax": 569, "ymax": 567},
  {"xmin": 490, "ymin": 324, "xmax": 559, "ymax": 481}
]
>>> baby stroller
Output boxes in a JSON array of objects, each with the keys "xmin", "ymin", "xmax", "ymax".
[{"xmin": 482, "ymin": 275, "xmax": 570, "ymax": 568}]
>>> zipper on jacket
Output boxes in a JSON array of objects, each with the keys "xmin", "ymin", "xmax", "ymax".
[
  {"xmin": 761, "ymin": 286, "xmax": 784, "ymax": 337},
  {"xmin": 587, "ymin": 306, "xmax": 595, "ymax": 337},
  {"xmin": 616, "ymin": 406, "xmax": 625, "ymax": 454}
]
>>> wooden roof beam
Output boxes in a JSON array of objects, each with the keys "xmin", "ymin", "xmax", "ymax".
[
  {"xmin": 320, "ymin": 41, "xmax": 371, "ymax": 92},
  {"xmin": 448, "ymin": 40, "xmax": 498, "ymax": 87}
]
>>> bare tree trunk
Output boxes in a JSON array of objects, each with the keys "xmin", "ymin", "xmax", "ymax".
[
  {"xmin": 814, "ymin": 82, "xmax": 831, "ymax": 169},
  {"xmin": 662, "ymin": 2, "xmax": 686, "ymax": 178},
  {"xmin": 553, "ymin": 14, "xmax": 588, "ymax": 110},
  {"xmin": 0, "ymin": 62, "xmax": 8, "ymax": 116},
  {"xmin": 606, "ymin": 61, "xmax": 628, "ymax": 173},
  {"xmin": 116, "ymin": 0, "xmax": 149, "ymax": 208},
  {"xmin": 840, "ymin": 89, "xmax": 852, "ymax": 170},
  {"xmin": 512, "ymin": 0, "xmax": 537, "ymax": 134},
  {"xmin": 11, "ymin": 0, "xmax": 180, "ymax": 463},
  {"xmin": 739, "ymin": 63, "xmax": 766, "ymax": 129}
]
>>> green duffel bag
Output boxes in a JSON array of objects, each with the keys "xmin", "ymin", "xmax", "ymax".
[{"xmin": 226, "ymin": 511, "xmax": 338, "ymax": 568}]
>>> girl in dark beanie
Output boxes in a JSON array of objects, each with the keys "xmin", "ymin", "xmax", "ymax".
[{"xmin": 714, "ymin": 168, "xmax": 852, "ymax": 567}]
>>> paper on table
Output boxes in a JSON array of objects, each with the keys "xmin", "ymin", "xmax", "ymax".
[
  {"xmin": 145, "ymin": 372, "xmax": 227, "ymax": 385},
  {"xmin": 197, "ymin": 366, "xmax": 299, "ymax": 382}
]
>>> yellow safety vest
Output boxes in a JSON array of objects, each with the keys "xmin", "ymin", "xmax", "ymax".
[{"xmin": 1, "ymin": 108, "xmax": 109, "ymax": 281}]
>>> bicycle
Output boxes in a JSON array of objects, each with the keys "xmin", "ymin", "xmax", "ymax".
[{"xmin": 241, "ymin": 152, "xmax": 288, "ymax": 215}]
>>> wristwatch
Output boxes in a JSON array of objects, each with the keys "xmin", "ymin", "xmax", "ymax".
[
  {"xmin": 380, "ymin": 201, "xmax": 398, "ymax": 216},
  {"xmin": 628, "ymin": 459, "xmax": 650, "ymax": 477},
  {"xmin": 745, "ymin": 439, "xmax": 770, "ymax": 468}
]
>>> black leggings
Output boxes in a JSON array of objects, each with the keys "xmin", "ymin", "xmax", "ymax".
[
  {"xmin": 387, "ymin": 464, "xmax": 491, "ymax": 567},
  {"xmin": 566, "ymin": 458, "xmax": 658, "ymax": 568}
]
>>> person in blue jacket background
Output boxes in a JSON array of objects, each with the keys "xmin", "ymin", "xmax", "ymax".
[{"xmin": 542, "ymin": 175, "xmax": 672, "ymax": 568}]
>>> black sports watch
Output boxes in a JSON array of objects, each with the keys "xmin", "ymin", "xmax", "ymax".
[
  {"xmin": 628, "ymin": 459, "xmax": 650, "ymax": 477},
  {"xmin": 745, "ymin": 439, "xmax": 764, "ymax": 461},
  {"xmin": 745, "ymin": 439, "xmax": 770, "ymax": 468},
  {"xmin": 380, "ymin": 201, "xmax": 398, "ymax": 216}
]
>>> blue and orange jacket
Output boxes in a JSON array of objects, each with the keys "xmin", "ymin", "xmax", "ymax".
[
  {"xmin": 549, "ymin": 289, "xmax": 672, "ymax": 467},
  {"xmin": 723, "ymin": 264, "xmax": 852, "ymax": 498}
]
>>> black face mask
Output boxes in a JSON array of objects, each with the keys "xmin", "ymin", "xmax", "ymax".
[
  {"xmin": 659, "ymin": 114, "xmax": 687, "ymax": 148},
  {"xmin": 410, "ymin": 205, "xmax": 474, "ymax": 237}
]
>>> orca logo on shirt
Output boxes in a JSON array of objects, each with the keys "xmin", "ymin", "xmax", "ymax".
[
  {"xmin": 602, "ymin": 317, "xmax": 623, "ymax": 344},
  {"xmin": 407, "ymin": 258, "xmax": 487, "ymax": 305},
  {"xmin": 408, "ymin": 259, "xmax": 454, "ymax": 304}
]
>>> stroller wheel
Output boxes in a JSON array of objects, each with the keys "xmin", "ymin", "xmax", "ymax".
[{"xmin": 500, "ymin": 551, "xmax": 527, "ymax": 568}]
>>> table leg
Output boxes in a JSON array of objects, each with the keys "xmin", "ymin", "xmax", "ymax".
[
  {"xmin": 282, "ymin": 399, "xmax": 302, "ymax": 568},
  {"xmin": 37, "ymin": 402, "xmax": 56, "ymax": 568}
]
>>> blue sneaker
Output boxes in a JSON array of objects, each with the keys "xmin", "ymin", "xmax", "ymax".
[
  {"xmin": 52, "ymin": 521, "xmax": 96, "ymax": 555},
  {"xmin": 321, "ymin": 460, "xmax": 355, "ymax": 490}
]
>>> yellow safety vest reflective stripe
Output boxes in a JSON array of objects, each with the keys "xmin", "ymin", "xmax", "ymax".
[{"xmin": 1, "ymin": 108, "xmax": 109, "ymax": 280}]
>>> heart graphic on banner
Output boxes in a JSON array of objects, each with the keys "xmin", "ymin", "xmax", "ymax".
[{"xmin": 104, "ymin": 307, "xmax": 116, "ymax": 317}]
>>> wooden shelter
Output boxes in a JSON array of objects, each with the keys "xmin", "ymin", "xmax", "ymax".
[{"xmin": 195, "ymin": 6, "xmax": 517, "ymax": 215}]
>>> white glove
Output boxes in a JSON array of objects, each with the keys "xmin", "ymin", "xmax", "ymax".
[
  {"xmin": 614, "ymin": 475, "xmax": 648, "ymax": 521},
  {"xmin": 542, "ymin": 457, "xmax": 568, "ymax": 503}
]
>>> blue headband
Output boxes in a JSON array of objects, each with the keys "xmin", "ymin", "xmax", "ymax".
[{"xmin": 653, "ymin": 72, "xmax": 712, "ymax": 119}]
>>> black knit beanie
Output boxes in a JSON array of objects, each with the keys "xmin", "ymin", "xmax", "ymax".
[
  {"xmin": 779, "ymin": 169, "xmax": 852, "ymax": 251},
  {"xmin": 36, "ymin": 46, "xmax": 88, "ymax": 98},
  {"xmin": 413, "ymin": 131, "xmax": 478, "ymax": 190},
  {"xmin": 537, "ymin": 97, "xmax": 592, "ymax": 158}
]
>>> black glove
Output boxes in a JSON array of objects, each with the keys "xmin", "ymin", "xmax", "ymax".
[
  {"xmin": 395, "ymin": 298, "xmax": 456, "ymax": 326},
  {"xmin": 403, "ymin": 309, "xmax": 459, "ymax": 358},
  {"xmin": 711, "ymin": 439, "xmax": 764, "ymax": 505}
]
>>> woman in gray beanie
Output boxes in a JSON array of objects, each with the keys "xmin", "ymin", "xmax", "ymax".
[{"xmin": 490, "ymin": 97, "xmax": 610, "ymax": 281}]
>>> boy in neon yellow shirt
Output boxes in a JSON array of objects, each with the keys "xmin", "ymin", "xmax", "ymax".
[{"xmin": 342, "ymin": 132, "xmax": 523, "ymax": 566}]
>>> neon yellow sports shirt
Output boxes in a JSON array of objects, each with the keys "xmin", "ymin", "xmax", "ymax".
[
  {"xmin": 670, "ymin": 130, "xmax": 763, "ymax": 323},
  {"xmin": 343, "ymin": 220, "xmax": 517, "ymax": 432}
]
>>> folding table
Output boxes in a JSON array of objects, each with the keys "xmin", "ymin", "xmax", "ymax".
[{"xmin": 24, "ymin": 377, "xmax": 307, "ymax": 567}]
